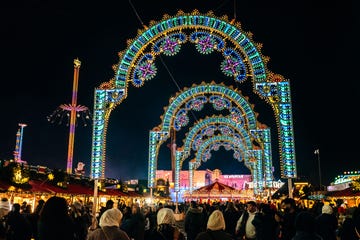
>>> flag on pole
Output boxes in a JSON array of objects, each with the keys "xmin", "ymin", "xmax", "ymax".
[{"xmin": 314, "ymin": 149, "xmax": 319, "ymax": 154}]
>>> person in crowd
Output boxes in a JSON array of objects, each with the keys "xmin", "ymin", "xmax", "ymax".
[
  {"xmin": 28, "ymin": 199, "xmax": 45, "ymax": 240},
  {"xmin": 120, "ymin": 203, "xmax": 145, "ymax": 240},
  {"xmin": 223, "ymin": 201, "xmax": 240, "ymax": 238},
  {"xmin": 252, "ymin": 203, "xmax": 278, "ymax": 240},
  {"xmin": 120, "ymin": 205, "xmax": 132, "ymax": 233},
  {"xmin": 0, "ymin": 198, "xmax": 10, "ymax": 239},
  {"xmin": 149, "ymin": 207, "xmax": 185, "ymax": 240},
  {"xmin": 278, "ymin": 198, "xmax": 298, "ymax": 240},
  {"xmin": 144, "ymin": 205, "xmax": 157, "ymax": 239},
  {"xmin": 87, "ymin": 208, "xmax": 130, "ymax": 240},
  {"xmin": 184, "ymin": 201, "xmax": 205, "ymax": 240},
  {"xmin": 0, "ymin": 198, "xmax": 10, "ymax": 220},
  {"xmin": 5, "ymin": 203, "xmax": 32, "ymax": 240},
  {"xmin": 195, "ymin": 210, "xmax": 233, "ymax": 240},
  {"xmin": 292, "ymin": 211, "xmax": 322, "ymax": 240},
  {"xmin": 337, "ymin": 215, "xmax": 358, "ymax": 240},
  {"xmin": 235, "ymin": 201, "xmax": 258, "ymax": 240},
  {"xmin": 316, "ymin": 204, "xmax": 338, "ymax": 240},
  {"xmin": 354, "ymin": 215, "xmax": 360, "ymax": 239},
  {"xmin": 69, "ymin": 201, "xmax": 90, "ymax": 240},
  {"xmin": 97, "ymin": 199, "xmax": 114, "ymax": 224},
  {"xmin": 37, "ymin": 196, "xmax": 76, "ymax": 240}
]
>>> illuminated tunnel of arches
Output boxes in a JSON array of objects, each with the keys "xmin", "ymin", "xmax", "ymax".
[
  {"xmin": 90, "ymin": 11, "xmax": 297, "ymax": 193},
  {"xmin": 149, "ymin": 82, "xmax": 273, "ymax": 194}
]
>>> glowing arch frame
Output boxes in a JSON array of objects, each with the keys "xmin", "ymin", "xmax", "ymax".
[
  {"xmin": 187, "ymin": 134, "xmax": 263, "ymax": 194},
  {"xmin": 90, "ymin": 11, "xmax": 296, "ymax": 182},
  {"xmin": 182, "ymin": 115, "xmax": 253, "ymax": 157},
  {"xmin": 177, "ymin": 128, "xmax": 273, "ymax": 194},
  {"xmin": 148, "ymin": 83, "xmax": 262, "ymax": 190},
  {"xmin": 177, "ymin": 116, "xmax": 273, "ymax": 194}
]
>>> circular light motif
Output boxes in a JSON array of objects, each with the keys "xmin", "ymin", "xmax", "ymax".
[
  {"xmin": 201, "ymin": 125, "xmax": 216, "ymax": 137},
  {"xmin": 195, "ymin": 35, "xmax": 216, "ymax": 54},
  {"xmin": 223, "ymin": 142, "xmax": 232, "ymax": 151},
  {"xmin": 234, "ymin": 150, "xmax": 242, "ymax": 161},
  {"xmin": 221, "ymin": 56, "xmax": 241, "ymax": 76},
  {"xmin": 229, "ymin": 107, "xmax": 244, "ymax": 126},
  {"xmin": 203, "ymin": 150, "xmax": 211, "ymax": 162},
  {"xmin": 209, "ymin": 95, "xmax": 231, "ymax": 111},
  {"xmin": 133, "ymin": 54, "xmax": 157, "ymax": 85},
  {"xmin": 186, "ymin": 96, "xmax": 207, "ymax": 111},
  {"xmin": 174, "ymin": 109, "xmax": 189, "ymax": 131},
  {"xmin": 192, "ymin": 135, "xmax": 203, "ymax": 151},
  {"xmin": 161, "ymin": 37, "xmax": 181, "ymax": 56},
  {"xmin": 221, "ymin": 48, "xmax": 247, "ymax": 82},
  {"xmin": 212, "ymin": 142, "xmax": 221, "ymax": 151},
  {"xmin": 218, "ymin": 125, "xmax": 233, "ymax": 136}
]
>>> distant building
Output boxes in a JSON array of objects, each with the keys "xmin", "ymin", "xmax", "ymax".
[{"xmin": 156, "ymin": 168, "xmax": 252, "ymax": 191}]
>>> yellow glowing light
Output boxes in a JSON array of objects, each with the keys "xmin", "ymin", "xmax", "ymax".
[{"xmin": 48, "ymin": 173, "xmax": 54, "ymax": 181}]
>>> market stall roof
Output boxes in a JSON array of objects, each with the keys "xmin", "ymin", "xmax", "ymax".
[
  {"xmin": 101, "ymin": 188, "xmax": 128, "ymax": 197},
  {"xmin": 28, "ymin": 180, "xmax": 53, "ymax": 194},
  {"xmin": 326, "ymin": 188, "xmax": 360, "ymax": 197},
  {"xmin": 126, "ymin": 191, "xmax": 143, "ymax": 198},
  {"xmin": 184, "ymin": 180, "xmax": 246, "ymax": 199},
  {"xmin": 0, "ymin": 181, "xmax": 11, "ymax": 192},
  {"xmin": 29, "ymin": 180, "xmax": 93, "ymax": 195},
  {"xmin": 194, "ymin": 180, "xmax": 235, "ymax": 193}
]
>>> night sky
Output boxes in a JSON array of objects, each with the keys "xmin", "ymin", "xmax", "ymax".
[{"xmin": 1, "ymin": 1, "xmax": 357, "ymax": 186}]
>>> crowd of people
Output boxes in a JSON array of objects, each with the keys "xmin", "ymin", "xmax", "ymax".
[
  {"xmin": 182, "ymin": 198, "xmax": 360, "ymax": 240},
  {"xmin": 0, "ymin": 195, "xmax": 360, "ymax": 240}
]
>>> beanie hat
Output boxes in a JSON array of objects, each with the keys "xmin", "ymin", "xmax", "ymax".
[
  {"xmin": 322, "ymin": 205, "xmax": 333, "ymax": 214},
  {"xmin": 99, "ymin": 208, "xmax": 123, "ymax": 227},
  {"xmin": 207, "ymin": 210, "xmax": 226, "ymax": 231},
  {"xmin": 157, "ymin": 208, "xmax": 175, "ymax": 225}
]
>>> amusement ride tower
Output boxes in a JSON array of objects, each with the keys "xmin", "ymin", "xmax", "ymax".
[
  {"xmin": 48, "ymin": 59, "xmax": 91, "ymax": 174},
  {"xmin": 13, "ymin": 123, "xmax": 27, "ymax": 163}
]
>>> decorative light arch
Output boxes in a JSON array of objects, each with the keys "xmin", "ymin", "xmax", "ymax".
[
  {"xmin": 182, "ymin": 115, "xmax": 253, "ymax": 158},
  {"xmin": 186, "ymin": 134, "xmax": 264, "ymax": 194},
  {"xmin": 176, "ymin": 115, "xmax": 273, "ymax": 194},
  {"xmin": 90, "ymin": 11, "xmax": 296, "ymax": 187},
  {"xmin": 148, "ymin": 83, "xmax": 262, "ymax": 190}
]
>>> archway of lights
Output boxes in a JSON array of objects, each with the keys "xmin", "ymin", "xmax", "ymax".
[
  {"xmin": 90, "ymin": 11, "xmax": 296, "ymax": 185},
  {"xmin": 148, "ymin": 83, "xmax": 272, "ymax": 194},
  {"xmin": 178, "ymin": 115, "xmax": 273, "ymax": 194},
  {"xmin": 189, "ymin": 135, "xmax": 263, "ymax": 194}
]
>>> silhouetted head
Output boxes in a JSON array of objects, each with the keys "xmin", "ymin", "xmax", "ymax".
[
  {"xmin": 191, "ymin": 201, "xmax": 197, "ymax": 208},
  {"xmin": 12, "ymin": 203, "xmax": 21, "ymax": 213},
  {"xmin": 295, "ymin": 211, "xmax": 316, "ymax": 233}
]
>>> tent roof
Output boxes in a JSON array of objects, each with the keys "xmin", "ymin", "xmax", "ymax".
[
  {"xmin": 192, "ymin": 180, "xmax": 236, "ymax": 194},
  {"xmin": 326, "ymin": 188, "xmax": 360, "ymax": 197}
]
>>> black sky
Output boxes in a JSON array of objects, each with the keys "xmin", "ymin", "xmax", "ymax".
[{"xmin": 1, "ymin": 1, "xmax": 358, "ymax": 186}]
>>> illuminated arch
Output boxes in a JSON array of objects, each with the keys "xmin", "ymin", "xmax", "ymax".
[
  {"xmin": 160, "ymin": 82, "xmax": 257, "ymax": 132},
  {"xmin": 182, "ymin": 115, "xmax": 253, "ymax": 159},
  {"xmin": 91, "ymin": 11, "xmax": 297, "ymax": 185},
  {"xmin": 176, "ymin": 116, "xmax": 273, "ymax": 194},
  {"xmin": 148, "ymin": 83, "xmax": 260, "ymax": 189},
  {"xmin": 187, "ymin": 134, "xmax": 265, "ymax": 193}
]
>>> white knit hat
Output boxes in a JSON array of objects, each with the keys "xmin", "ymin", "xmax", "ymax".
[
  {"xmin": 322, "ymin": 205, "xmax": 333, "ymax": 214},
  {"xmin": 99, "ymin": 208, "xmax": 123, "ymax": 227},
  {"xmin": 207, "ymin": 210, "xmax": 226, "ymax": 231},
  {"xmin": 157, "ymin": 208, "xmax": 176, "ymax": 225}
]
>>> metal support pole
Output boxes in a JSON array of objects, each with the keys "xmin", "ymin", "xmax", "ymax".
[
  {"xmin": 91, "ymin": 179, "xmax": 99, "ymax": 229},
  {"xmin": 316, "ymin": 149, "xmax": 322, "ymax": 190},
  {"xmin": 175, "ymin": 191, "xmax": 179, "ymax": 213},
  {"xmin": 288, "ymin": 178, "xmax": 293, "ymax": 198}
]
